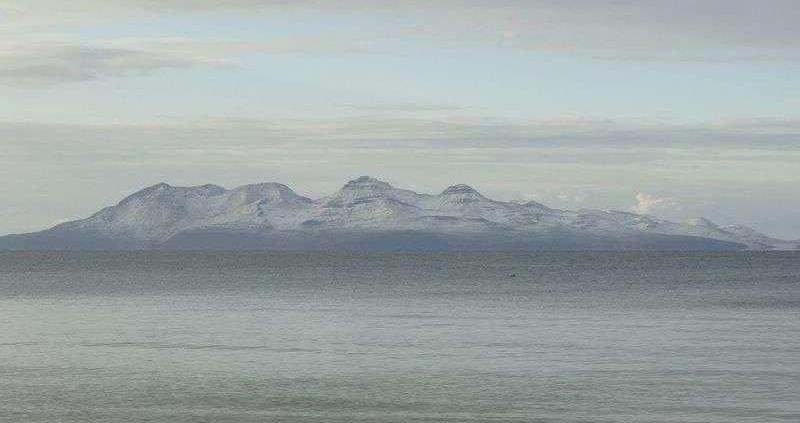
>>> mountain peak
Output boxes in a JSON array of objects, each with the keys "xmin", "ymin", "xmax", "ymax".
[
  {"xmin": 192, "ymin": 184, "xmax": 227, "ymax": 195},
  {"xmin": 524, "ymin": 199, "xmax": 550, "ymax": 210},
  {"xmin": 440, "ymin": 184, "xmax": 485, "ymax": 199},
  {"xmin": 142, "ymin": 182, "xmax": 174, "ymax": 193},
  {"xmin": 119, "ymin": 182, "xmax": 174, "ymax": 203},
  {"xmin": 233, "ymin": 182, "xmax": 308, "ymax": 204},
  {"xmin": 344, "ymin": 176, "xmax": 390, "ymax": 187},
  {"xmin": 134, "ymin": 182, "xmax": 228, "ymax": 196},
  {"xmin": 339, "ymin": 176, "xmax": 395, "ymax": 193},
  {"xmin": 235, "ymin": 182, "xmax": 292, "ymax": 193},
  {"xmin": 323, "ymin": 176, "xmax": 398, "ymax": 207}
]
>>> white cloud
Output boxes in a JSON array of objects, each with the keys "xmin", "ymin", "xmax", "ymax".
[
  {"xmin": 632, "ymin": 193, "xmax": 679, "ymax": 215},
  {"xmin": 557, "ymin": 192, "xmax": 585, "ymax": 204}
]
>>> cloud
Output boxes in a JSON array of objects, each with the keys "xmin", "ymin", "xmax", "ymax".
[
  {"xmin": 2, "ymin": 117, "xmax": 799, "ymax": 183},
  {"xmin": 0, "ymin": 37, "xmax": 366, "ymax": 85},
  {"xmin": 5, "ymin": 1, "xmax": 800, "ymax": 61},
  {"xmin": 632, "ymin": 193, "xmax": 679, "ymax": 215},
  {"xmin": 557, "ymin": 192, "xmax": 585, "ymax": 204},
  {"xmin": 0, "ymin": 41, "xmax": 229, "ymax": 85},
  {"xmin": 342, "ymin": 103, "xmax": 465, "ymax": 113}
]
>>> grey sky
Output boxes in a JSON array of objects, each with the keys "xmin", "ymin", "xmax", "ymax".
[{"xmin": 1, "ymin": 1, "xmax": 798, "ymax": 237}]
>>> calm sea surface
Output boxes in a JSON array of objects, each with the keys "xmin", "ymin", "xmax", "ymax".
[{"xmin": 0, "ymin": 252, "xmax": 798, "ymax": 422}]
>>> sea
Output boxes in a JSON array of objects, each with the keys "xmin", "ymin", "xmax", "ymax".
[{"xmin": 0, "ymin": 251, "xmax": 798, "ymax": 422}]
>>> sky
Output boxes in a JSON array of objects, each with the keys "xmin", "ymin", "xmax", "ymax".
[{"xmin": 1, "ymin": 1, "xmax": 799, "ymax": 238}]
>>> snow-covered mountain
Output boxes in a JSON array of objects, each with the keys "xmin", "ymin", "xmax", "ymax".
[{"xmin": 1, "ymin": 176, "xmax": 796, "ymax": 251}]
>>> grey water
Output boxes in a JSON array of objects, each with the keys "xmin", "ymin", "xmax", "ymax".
[{"xmin": 0, "ymin": 252, "xmax": 798, "ymax": 423}]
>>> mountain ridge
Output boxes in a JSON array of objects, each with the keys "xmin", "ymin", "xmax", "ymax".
[{"xmin": 1, "ymin": 176, "xmax": 796, "ymax": 251}]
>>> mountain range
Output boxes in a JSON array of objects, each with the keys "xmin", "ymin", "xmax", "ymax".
[{"xmin": 1, "ymin": 176, "xmax": 796, "ymax": 251}]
